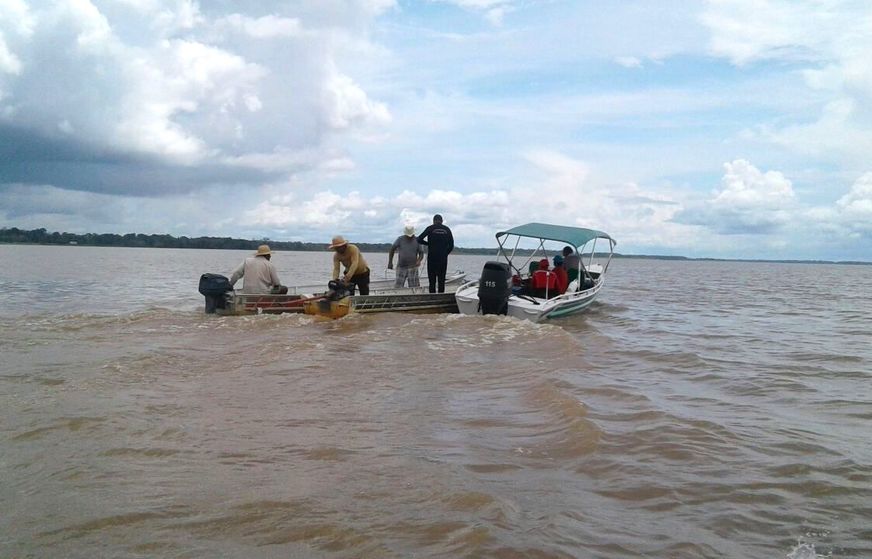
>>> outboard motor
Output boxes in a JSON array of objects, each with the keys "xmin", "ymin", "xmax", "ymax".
[
  {"xmin": 316, "ymin": 279, "xmax": 353, "ymax": 314},
  {"xmin": 198, "ymin": 273, "xmax": 232, "ymax": 314},
  {"xmin": 325, "ymin": 279, "xmax": 352, "ymax": 301},
  {"xmin": 478, "ymin": 261, "xmax": 511, "ymax": 315}
]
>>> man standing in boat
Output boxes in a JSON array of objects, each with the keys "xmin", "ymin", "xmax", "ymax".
[
  {"xmin": 228, "ymin": 244, "xmax": 288, "ymax": 294},
  {"xmin": 329, "ymin": 235, "xmax": 371, "ymax": 295},
  {"xmin": 417, "ymin": 214, "xmax": 454, "ymax": 293},
  {"xmin": 562, "ymin": 246, "xmax": 580, "ymax": 283},
  {"xmin": 552, "ymin": 254, "xmax": 569, "ymax": 295},
  {"xmin": 387, "ymin": 225, "xmax": 424, "ymax": 288}
]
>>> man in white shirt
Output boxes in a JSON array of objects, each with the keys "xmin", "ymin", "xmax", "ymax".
[{"xmin": 229, "ymin": 245, "xmax": 287, "ymax": 294}]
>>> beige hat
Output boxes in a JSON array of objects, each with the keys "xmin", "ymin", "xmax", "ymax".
[
  {"xmin": 403, "ymin": 225, "xmax": 415, "ymax": 237},
  {"xmin": 255, "ymin": 244, "xmax": 272, "ymax": 256},
  {"xmin": 328, "ymin": 235, "xmax": 348, "ymax": 249}
]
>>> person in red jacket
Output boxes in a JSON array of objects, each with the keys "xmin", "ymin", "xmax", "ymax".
[{"xmin": 552, "ymin": 254, "xmax": 569, "ymax": 295}]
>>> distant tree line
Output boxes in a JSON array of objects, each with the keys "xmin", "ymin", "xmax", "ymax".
[
  {"xmin": 4, "ymin": 227, "xmax": 866, "ymax": 263},
  {"xmin": 0, "ymin": 227, "xmax": 495, "ymax": 254}
]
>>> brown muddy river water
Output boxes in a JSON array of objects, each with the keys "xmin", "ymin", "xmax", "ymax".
[{"xmin": 1, "ymin": 245, "xmax": 870, "ymax": 558}]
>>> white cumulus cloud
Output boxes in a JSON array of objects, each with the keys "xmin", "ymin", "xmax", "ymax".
[
  {"xmin": 434, "ymin": 0, "xmax": 515, "ymax": 25},
  {"xmin": 0, "ymin": 0, "xmax": 392, "ymax": 192},
  {"xmin": 237, "ymin": 149, "xmax": 691, "ymax": 249},
  {"xmin": 615, "ymin": 56, "xmax": 643, "ymax": 68},
  {"xmin": 702, "ymin": 0, "xmax": 872, "ymax": 166},
  {"xmin": 674, "ymin": 159, "xmax": 796, "ymax": 234},
  {"xmin": 216, "ymin": 14, "xmax": 302, "ymax": 39},
  {"xmin": 833, "ymin": 173, "xmax": 872, "ymax": 237}
]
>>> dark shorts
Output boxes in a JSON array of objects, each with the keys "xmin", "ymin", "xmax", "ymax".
[{"xmin": 347, "ymin": 269, "xmax": 370, "ymax": 295}]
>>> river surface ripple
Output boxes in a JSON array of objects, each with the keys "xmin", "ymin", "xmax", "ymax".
[{"xmin": 1, "ymin": 246, "xmax": 870, "ymax": 558}]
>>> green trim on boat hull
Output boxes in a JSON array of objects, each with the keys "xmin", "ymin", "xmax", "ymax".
[{"xmin": 542, "ymin": 297, "xmax": 597, "ymax": 319}]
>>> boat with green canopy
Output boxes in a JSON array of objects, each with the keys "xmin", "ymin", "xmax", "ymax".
[{"xmin": 455, "ymin": 222, "xmax": 616, "ymax": 321}]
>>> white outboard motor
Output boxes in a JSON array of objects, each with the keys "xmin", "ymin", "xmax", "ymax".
[{"xmin": 477, "ymin": 261, "xmax": 511, "ymax": 315}]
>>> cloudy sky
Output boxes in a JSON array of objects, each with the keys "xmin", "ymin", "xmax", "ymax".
[{"xmin": 1, "ymin": 0, "xmax": 871, "ymax": 260}]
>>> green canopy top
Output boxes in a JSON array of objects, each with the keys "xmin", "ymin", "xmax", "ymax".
[{"xmin": 496, "ymin": 222, "xmax": 615, "ymax": 249}]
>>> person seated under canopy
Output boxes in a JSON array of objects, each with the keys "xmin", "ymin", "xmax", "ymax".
[
  {"xmin": 551, "ymin": 255, "xmax": 569, "ymax": 295},
  {"xmin": 530, "ymin": 258, "xmax": 562, "ymax": 298},
  {"xmin": 562, "ymin": 246, "xmax": 580, "ymax": 283}
]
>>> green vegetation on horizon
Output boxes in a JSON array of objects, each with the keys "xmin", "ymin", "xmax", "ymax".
[
  {"xmin": 0, "ymin": 226, "xmax": 488, "ymax": 254},
  {"xmin": 1, "ymin": 227, "xmax": 868, "ymax": 265}
]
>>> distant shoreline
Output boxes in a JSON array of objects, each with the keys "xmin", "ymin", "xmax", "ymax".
[{"xmin": 1, "ymin": 227, "xmax": 869, "ymax": 265}]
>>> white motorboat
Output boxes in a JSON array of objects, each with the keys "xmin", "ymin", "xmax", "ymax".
[{"xmin": 455, "ymin": 223, "xmax": 616, "ymax": 322}]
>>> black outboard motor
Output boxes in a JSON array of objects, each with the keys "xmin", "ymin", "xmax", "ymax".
[
  {"xmin": 198, "ymin": 273, "xmax": 232, "ymax": 314},
  {"xmin": 478, "ymin": 261, "xmax": 511, "ymax": 315},
  {"xmin": 316, "ymin": 279, "xmax": 353, "ymax": 314},
  {"xmin": 325, "ymin": 279, "xmax": 352, "ymax": 301}
]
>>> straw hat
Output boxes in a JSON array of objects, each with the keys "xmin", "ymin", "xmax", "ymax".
[
  {"xmin": 328, "ymin": 235, "xmax": 348, "ymax": 249},
  {"xmin": 255, "ymin": 244, "xmax": 272, "ymax": 256},
  {"xmin": 403, "ymin": 225, "xmax": 415, "ymax": 237}
]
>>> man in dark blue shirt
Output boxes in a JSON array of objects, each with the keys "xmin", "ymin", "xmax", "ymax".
[{"xmin": 417, "ymin": 214, "xmax": 454, "ymax": 293}]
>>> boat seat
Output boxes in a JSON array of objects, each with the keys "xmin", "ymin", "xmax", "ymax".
[{"xmin": 530, "ymin": 270, "xmax": 558, "ymax": 298}]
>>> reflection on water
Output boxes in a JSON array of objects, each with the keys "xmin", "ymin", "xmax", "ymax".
[{"xmin": 1, "ymin": 246, "xmax": 871, "ymax": 558}]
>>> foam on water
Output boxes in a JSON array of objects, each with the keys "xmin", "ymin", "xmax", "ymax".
[{"xmin": 787, "ymin": 540, "xmax": 830, "ymax": 559}]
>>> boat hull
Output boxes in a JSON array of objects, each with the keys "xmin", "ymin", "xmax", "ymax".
[
  {"xmin": 214, "ymin": 271, "xmax": 466, "ymax": 316},
  {"xmin": 303, "ymin": 292, "xmax": 458, "ymax": 319},
  {"xmin": 218, "ymin": 291, "xmax": 459, "ymax": 317},
  {"xmin": 455, "ymin": 280, "xmax": 603, "ymax": 322},
  {"xmin": 217, "ymin": 293, "xmax": 308, "ymax": 315}
]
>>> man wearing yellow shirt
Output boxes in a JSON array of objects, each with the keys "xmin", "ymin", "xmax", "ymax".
[{"xmin": 328, "ymin": 235, "xmax": 371, "ymax": 295}]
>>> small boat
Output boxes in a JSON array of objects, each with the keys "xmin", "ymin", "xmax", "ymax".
[
  {"xmin": 303, "ymin": 292, "xmax": 458, "ymax": 319},
  {"xmin": 200, "ymin": 269, "xmax": 467, "ymax": 316},
  {"xmin": 455, "ymin": 223, "xmax": 616, "ymax": 322}
]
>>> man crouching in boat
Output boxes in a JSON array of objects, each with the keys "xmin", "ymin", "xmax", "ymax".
[
  {"xmin": 329, "ymin": 235, "xmax": 370, "ymax": 295},
  {"xmin": 228, "ymin": 244, "xmax": 288, "ymax": 294}
]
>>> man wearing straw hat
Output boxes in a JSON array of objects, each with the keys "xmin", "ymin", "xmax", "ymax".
[
  {"xmin": 229, "ymin": 244, "xmax": 288, "ymax": 294},
  {"xmin": 387, "ymin": 225, "xmax": 424, "ymax": 288},
  {"xmin": 328, "ymin": 235, "xmax": 371, "ymax": 295}
]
